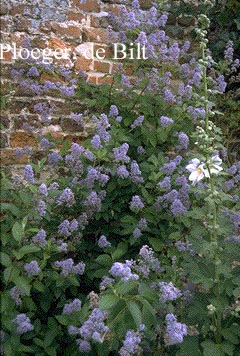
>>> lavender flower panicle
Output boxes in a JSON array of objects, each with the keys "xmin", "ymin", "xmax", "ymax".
[
  {"xmin": 24, "ymin": 261, "xmax": 41, "ymax": 277},
  {"xmin": 69, "ymin": 308, "xmax": 109, "ymax": 352},
  {"xmin": 130, "ymin": 115, "xmax": 144, "ymax": 129},
  {"xmin": 55, "ymin": 258, "xmax": 85, "ymax": 276},
  {"xmin": 159, "ymin": 282, "xmax": 182, "ymax": 302},
  {"xmin": 110, "ymin": 262, "xmax": 139, "ymax": 281},
  {"xmin": 32, "ymin": 229, "xmax": 47, "ymax": 246},
  {"xmin": 160, "ymin": 116, "xmax": 174, "ymax": 128},
  {"xmin": 36, "ymin": 199, "xmax": 47, "ymax": 217},
  {"xmin": 56, "ymin": 188, "xmax": 75, "ymax": 207},
  {"xmin": 10, "ymin": 287, "xmax": 25, "ymax": 306},
  {"xmin": 23, "ymin": 164, "xmax": 35, "ymax": 183},
  {"xmin": 113, "ymin": 143, "xmax": 130, "ymax": 163},
  {"xmin": 130, "ymin": 195, "xmax": 144, "ymax": 210},
  {"xmin": 63, "ymin": 299, "xmax": 82, "ymax": 314},
  {"xmin": 164, "ymin": 314, "xmax": 187, "ymax": 346},
  {"xmin": 13, "ymin": 314, "xmax": 34, "ymax": 335},
  {"xmin": 117, "ymin": 165, "xmax": 129, "ymax": 179},
  {"xmin": 98, "ymin": 235, "xmax": 111, "ymax": 248},
  {"xmin": 38, "ymin": 183, "xmax": 48, "ymax": 196},
  {"xmin": 119, "ymin": 329, "xmax": 143, "ymax": 356}
]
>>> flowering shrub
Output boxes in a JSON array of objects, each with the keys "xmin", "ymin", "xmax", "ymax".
[{"xmin": 1, "ymin": 1, "xmax": 240, "ymax": 355}]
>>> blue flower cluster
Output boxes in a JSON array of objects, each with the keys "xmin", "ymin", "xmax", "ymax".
[{"xmin": 68, "ymin": 308, "xmax": 109, "ymax": 353}]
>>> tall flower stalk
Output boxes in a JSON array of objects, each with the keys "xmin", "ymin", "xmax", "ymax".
[{"xmin": 191, "ymin": 1, "xmax": 226, "ymax": 344}]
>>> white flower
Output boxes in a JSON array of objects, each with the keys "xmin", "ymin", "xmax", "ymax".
[
  {"xmin": 208, "ymin": 154, "xmax": 223, "ymax": 175},
  {"xmin": 186, "ymin": 158, "xmax": 207, "ymax": 185},
  {"xmin": 186, "ymin": 155, "xmax": 223, "ymax": 185}
]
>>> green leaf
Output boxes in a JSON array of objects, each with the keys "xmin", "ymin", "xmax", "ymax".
[
  {"xmin": 13, "ymin": 246, "xmax": 41, "ymax": 260},
  {"xmin": 201, "ymin": 340, "xmax": 225, "ymax": 356},
  {"xmin": 126, "ymin": 301, "xmax": 142, "ymax": 327},
  {"xmin": 137, "ymin": 297, "xmax": 156, "ymax": 316},
  {"xmin": 12, "ymin": 222, "xmax": 23, "ymax": 242},
  {"xmin": 0, "ymin": 252, "xmax": 11, "ymax": 267},
  {"xmin": 141, "ymin": 187, "xmax": 153, "ymax": 204},
  {"xmin": 33, "ymin": 338, "xmax": 44, "ymax": 347},
  {"xmin": 95, "ymin": 254, "xmax": 112, "ymax": 267},
  {"xmin": 176, "ymin": 336, "xmax": 201, "ymax": 356},
  {"xmin": 55, "ymin": 315, "xmax": 69, "ymax": 326},
  {"xmin": 46, "ymin": 347, "xmax": 57, "ymax": 356},
  {"xmin": 1, "ymin": 203, "xmax": 21, "ymax": 217},
  {"xmin": 148, "ymin": 237, "xmax": 163, "ymax": 252},
  {"xmin": 112, "ymin": 242, "xmax": 128, "ymax": 260},
  {"xmin": 118, "ymin": 280, "xmax": 137, "ymax": 296},
  {"xmin": 33, "ymin": 280, "xmax": 45, "ymax": 292},
  {"xmin": 121, "ymin": 215, "xmax": 138, "ymax": 225},
  {"xmin": 148, "ymin": 133, "xmax": 157, "ymax": 147},
  {"xmin": 13, "ymin": 276, "xmax": 31, "ymax": 296},
  {"xmin": 92, "ymin": 268, "xmax": 108, "ymax": 278},
  {"xmin": 222, "ymin": 327, "xmax": 239, "ymax": 344},
  {"xmin": 221, "ymin": 342, "xmax": 234, "ymax": 356},
  {"xmin": 99, "ymin": 295, "xmax": 119, "ymax": 310},
  {"xmin": 18, "ymin": 344, "xmax": 35, "ymax": 353},
  {"xmin": 137, "ymin": 283, "xmax": 156, "ymax": 301},
  {"xmin": 44, "ymin": 318, "xmax": 59, "ymax": 348}
]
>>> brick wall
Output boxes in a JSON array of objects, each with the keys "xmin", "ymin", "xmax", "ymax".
[{"xmin": 0, "ymin": 0, "xmax": 197, "ymax": 166}]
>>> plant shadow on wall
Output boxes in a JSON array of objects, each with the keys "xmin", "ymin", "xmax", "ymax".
[
  {"xmin": 169, "ymin": 0, "xmax": 240, "ymax": 161},
  {"xmin": 1, "ymin": 0, "xmax": 240, "ymax": 356}
]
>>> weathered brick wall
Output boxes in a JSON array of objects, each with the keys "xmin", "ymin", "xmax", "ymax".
[{"xmin": 0, "ymin": 0, "xmax": 197, "ymax": 166}]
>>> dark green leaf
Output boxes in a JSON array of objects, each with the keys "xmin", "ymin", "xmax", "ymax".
[
  {"xmin": 12, "ymin": 222, "xmax": 23, "ymax": 242},
  {"xmin": 0, "ymin": 252, "xmax": 11, "ymax": 267},
  {"xmin": 99, "ymin": 295, "xmax": 119, "ymax": 310},
  {"xmin": 126, "ymin": 301, "xmax": 142, "ymax": 327}
]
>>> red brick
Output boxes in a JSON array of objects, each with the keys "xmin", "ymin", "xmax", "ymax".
[
  {"xmin": 1, "ymin": 149, "xmax": 29, "ymax": 165},
  {"xmin": 40, "ymin": 72, "xmax": 63, "ymax": 84},
  {"xmin": 0, "ymin": 50, "xmax": 13, "ymax": 63},
  {"xmin": 67, "ymin": 12, "xmax": 87, "ymax": 22},
  {"xmin": 13, "ymin": 115, "xmax": 41, "ymax": 130},
  {"xmin": 84, "ymin": 28, "xmax": 109, "ymax": 43},
  {"xmin": 10, "ymin": 34, "xmax": 27, "ymax": 47},
  {"xmin": 52, "ymin": 23, "xmax": 82, "ymax": 38},
  {"xmin": 48, "ymin": 37, "xmax": 71, "ymax": 49},
  {"xmin": 98, "ymin": 75, "xmax": 113, "ymax": 85},
  {"xmin": 94, "ymin": 44, "xmax": 112, "ymax": 57},
  {"xmin": 47, "ymin": 132, "xmax": 83, "ymax": 148},
  {"xmin": 14, "ymin": 17, "xmax": 31, "ymax": 32},
  {"xmin": 60, "ymin": 117, "xmax": 84, "ymax": 132},
  {"xmin": 87, "ymin": 74, "xmax": 98, "ymax": 84},
  {"xmin": 106, "ymin": 4, "xmax": 121, "ymax": 15},
  {"xmin": 93, "ymin": 60, "xmax": 110, "ymax": 73},
  {"xmin": 0, "ymin": 18, "xmax": 14, "ymax": 31},
  {"xmin": 9, "ymin": 101, "xmax": 29, "ymax": 115},
  {"xmin": 72, "ymin": 0, "xmax": 100, "ymax": 12},
  {"xmin": 9, "ymin": 5, "xmax": 27, "ymax": 15},
  {"xmin": 10, "ymin": 132, "xmax": 38, "ymax": 148},
  {"xmin": 74, "ymin": 57, "xmax": 93, "ymax": 71},
  {"xmin": 39, "ymin": 21, "xmax": 52, "ymax": 32},
  {"xmin": 90, "ymin": 15, "xmax": 109, "ymax": 28}
]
